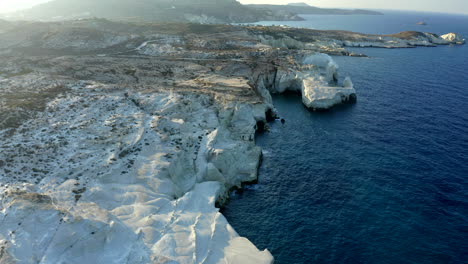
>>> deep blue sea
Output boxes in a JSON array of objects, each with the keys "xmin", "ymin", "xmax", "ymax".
[{"xmin": 222, "ymin": 11, "xmax": 468, "ymax": 264}]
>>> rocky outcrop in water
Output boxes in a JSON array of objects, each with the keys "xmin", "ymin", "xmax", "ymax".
[
  {"xmin": 440, "ymin": 33, "xmax": 465, "ymax": 44},
  {"xmin": 252, "ymin": 53, "xmax": 356, "ymax": 110}
]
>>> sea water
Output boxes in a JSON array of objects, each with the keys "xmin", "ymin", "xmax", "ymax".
[{"xmin": 221, "ymin": 11, "xmax": 468, "ymax": 264}]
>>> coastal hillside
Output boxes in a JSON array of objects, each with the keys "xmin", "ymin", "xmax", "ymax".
[
  {"xmin": 0, "ymin": 16, "xmax": 464, "ymax": 264},
  {"xmin": 3, "ymin": 0, "xmax": 384, "ymax": 23},
  {"xmin": 0, "ymin": 19, "xmax": 12, "ymax": 33},
  {"xmin": 248, "ymin": 2, "xmax": 383, "ymax": 16},
  {"xmin": 7, "ymin": 0, "xmax": 302, "ymax": 23}
]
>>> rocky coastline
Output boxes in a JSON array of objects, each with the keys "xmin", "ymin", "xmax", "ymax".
[{"xmin": 0, "ymin": 20, "xmax": 464, "ymax": 263}]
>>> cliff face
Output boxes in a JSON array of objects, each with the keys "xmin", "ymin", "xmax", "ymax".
[{"xmin": 11, "ymin": 0, "xmax": 302, "ymax": 23}]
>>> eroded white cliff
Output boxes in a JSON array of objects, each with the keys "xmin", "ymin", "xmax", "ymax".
[
  {"xmin": 340, "ymin": 32, "xmax": 466, "ymax": 48},
  {"xmin": 254, "ymin": 53, "xmax": 356, "ymax": 110},
  {"xmin": 0, "ymin": 80, "xmax": 273, "ymax": 264},
  {"xmin": 440, "ymin": 33, "xmax": 465, "ymax": 44}
]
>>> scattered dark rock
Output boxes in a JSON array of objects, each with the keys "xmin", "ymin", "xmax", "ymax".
[
  {"xmin": 255, "ymin": 121, "xmax": 266, "ymax": 132},
  {"xmin": 265, "ymin": 108, "xmax": 276, "ymax": 122},
  {"xmin": 72, "ymin": 187, "xmax": 87, "ymax": 195},
  {"xmin": 347, "ymin": 94, "xmax": 357, "ymax": 103}
]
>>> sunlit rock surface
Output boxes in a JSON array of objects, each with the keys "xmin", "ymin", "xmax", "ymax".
[
  {"xmin": 0, "ymin": 31, "xmax": 276, "ymax": 262},
  {"xmin": 440, "ymin": 33, "xmax": 465, "ymax": 44},
  {"xmin": 253, "ymin": 53, "xmax": 356, "ymax": 110},
  {"xmin": 340, "ymin": 31, "xmax": 466, "ymax": 48},
  {"xmin": 1, "ymin": 19, "xmax": 459, "ymax": 263},
  {"xmin": 300, "ymin": 54, "xmax": 356, "ymax": 109},
  {"xmin": 0, "ymin": 79, "xmax": 272, "ymax": 263}
]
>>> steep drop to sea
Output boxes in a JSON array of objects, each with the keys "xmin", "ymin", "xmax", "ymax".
[{"xmin": 222, "ymin": 11, "xmax": 468, "ymax": 264}]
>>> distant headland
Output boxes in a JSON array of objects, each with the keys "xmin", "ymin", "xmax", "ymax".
[{"xmin": 1, "ymin": 0, "xmax": 383, "ymax": 23}]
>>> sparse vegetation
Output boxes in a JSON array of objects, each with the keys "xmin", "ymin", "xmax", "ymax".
[{"xmin": 0, "ymin": 83, "xmax": 68, "ymax": 130}]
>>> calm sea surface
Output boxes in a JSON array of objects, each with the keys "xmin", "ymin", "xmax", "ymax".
[{"xmin": 222, "ymin": 11, "xmax": 468, "ymax": 264}]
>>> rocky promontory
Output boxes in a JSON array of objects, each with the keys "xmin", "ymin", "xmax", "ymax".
[
  {"xmin": 248, "ymin": 3, "xmax": 383, "ymax": 16},
  {"xmin": 0, "ymin": 20, "xmax": 464, "ymax": 263}
]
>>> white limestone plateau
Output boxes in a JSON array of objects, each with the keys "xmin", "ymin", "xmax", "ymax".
[
  {"xmin": 0, "ymin": 80, "xmax": 273, "ymax": 264},
  {"xmin": 0, "ymin": 20, "xmax": 463, "ymax": 263}
]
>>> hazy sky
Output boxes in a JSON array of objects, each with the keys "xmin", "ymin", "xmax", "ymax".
[
  {"xmin": 0, "ymin": 0, "xmax": 467, "ymax": 14},
  {"xmin": 0, "ymin": 0, "xmax": 51, "ymax": 13}
]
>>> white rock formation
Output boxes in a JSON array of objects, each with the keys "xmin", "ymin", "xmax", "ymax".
[
  {"xmin": 136, "ymin": 35, "xmax": 186, "ymax": 56},
  {"xmin": 301, "ymin": 75, "xmax": 356, "ymax": 110},
  {"xmin": 338, "ymin": 32, "xmax": 465, "ymax": 48},
  {"xmin": 0, "ymin": 81, "xmax": 273, "ymax": 264},
  {"xmin": 440, "ymin": 33, "xmax": 466, "ymax": 44},
  {"xmin": 256, "ymin": 53, "xmax": 356, "ymax": 110}
]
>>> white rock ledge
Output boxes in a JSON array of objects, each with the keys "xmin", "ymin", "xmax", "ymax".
[
  {"xmin": 440, "ymin": 33, "xmax": 465, "ymax": 45},
  {"xmin": 340, "ymin": 32, "xmax": 465, "ymax": 48},
  {"xmin": 302, "ymin": 76, "xmax": 356, "ymax": 110},
  {"xmin": 0, "ymin": 82, "xmax": 273, "ymax": 264},
  {"xmin": 255, "ymin": 53, "xmax": 357, "ymax": 110}
]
